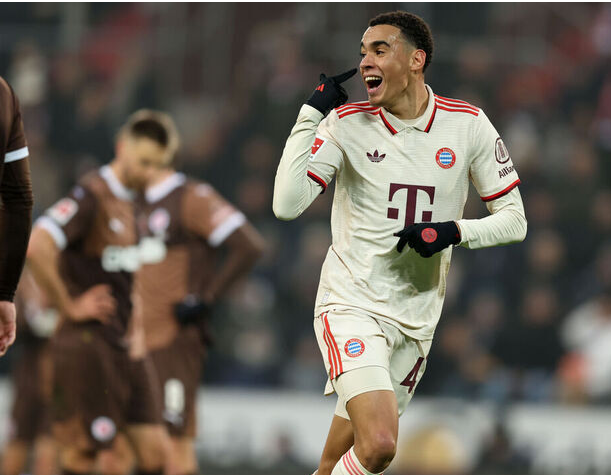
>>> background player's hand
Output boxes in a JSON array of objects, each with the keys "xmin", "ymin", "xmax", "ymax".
[
  {"xmin": 395, "ymin": 221, "xmax": 461, "ymax": 258},
  {"xmin": 174, "ymin": 294, "xmax": 210, "ymax": 326},
  {"xmin": 65, "ymin": 284, "xmax": 116, "ymax": 323},
  {"xmin": 306, "ymin": 69, "xmax": 358, "ymax": 116},
  {"xmin": 0, "ymin": 301, "xmax": 16, "ymax": 356}
]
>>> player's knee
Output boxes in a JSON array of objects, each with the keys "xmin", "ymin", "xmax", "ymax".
[
  {"xmin": 132, "ymin": 435, "xmax": 165, "ymax": 471},
  {"xmin": 358, "ymin": 431, "xmax": 396, "ymax": 472}
]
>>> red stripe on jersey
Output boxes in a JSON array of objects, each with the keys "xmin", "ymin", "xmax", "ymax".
[
  {"xmin": 434, "ymin": 94, "xmax": 477, "ymax": 109},
  {"xmin": 435, "ymin": 103, "xmax": 479, "ymax": 116},
  {"xmin": 337, "ymin": 109, "xmax": 380, "ymax": 119},
  {"xmin": 336, "ymin": 105, "xmax": 379, "ymax": 114},
  {"xmin": 335, "ymin": 101, "xmax": 371, "ymax": 112},
  {"xmin": 323, "ymin": 313, "xmax": 343, "ymax": 376},
  {"xmin": 424, "ymin": 103, "xmax": 438, "ymax": 133},
  {"xmin": 379, "ymin": 110, "xmax": 398, "ymax": 135},
  {"xmin": 307, "ymin": 171, "xmax": 327, "ymax": 193},
  {"xmin": 481, "ymin": 179, "xmax": 521, "ymax": 202},
  {"xmin": 434, "ymin": 97, "xmax": 478, "ymax": 112},
  {"xmin": 342, "ymin": 454, "xmax": 360, "ymax": 475}
]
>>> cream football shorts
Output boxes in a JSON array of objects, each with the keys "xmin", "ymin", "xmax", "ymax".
[{"xmin": 313, "ymin": 307, "xmax": 432, "ymax": 420}]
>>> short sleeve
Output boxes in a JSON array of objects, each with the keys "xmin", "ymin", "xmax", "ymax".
[
  {"xmin": 306, "ymin": 111, "xmax": 344, "ymax": 193},
  {"xmin": 0, "ymin": 78, "xmax": 28, "ymax": 163},
  {"xmin": 469, "ymin": 110, "xmax": 520, "ymax": 202},
  {"xmin": 183, "ymin": 183, "xmax": 246, "ymax": 247},
  {"xmin": 35, "ymin": 185, "xmax": 97, "ymax": 250}
]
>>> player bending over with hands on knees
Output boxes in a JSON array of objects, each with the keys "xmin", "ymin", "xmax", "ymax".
[{"xmin": 273, "ymin": 10, "xmax": 526, "ymax": 475}]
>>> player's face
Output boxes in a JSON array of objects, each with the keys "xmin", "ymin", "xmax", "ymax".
[
  {"xmin": 359, "ymin": 25, "xmax": 415, "ymax": 108},
  {"xmin": 117, "ymin": 136, "xmax": 170, "ymax": 191}
]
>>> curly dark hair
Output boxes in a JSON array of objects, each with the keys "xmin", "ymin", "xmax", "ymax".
[{"xmin": 369, "ymin": 11, "xmax": 434, "ymax": 72}]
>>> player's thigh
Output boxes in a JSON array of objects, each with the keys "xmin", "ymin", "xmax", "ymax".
[
  {"xmin": 32, "ymin": 435, "xmax": 58, "ymax": 475},
  {"xmin": 168, "ymin": 436, "xmax": 198, "ymax": 474},
  {"xmin": 96, "ymin": 433, "xmax": 135, "ymax": 475},
  {"xmin": 346, "ymin": 389, "xmax": 399, "ymax": 451},
  {"xmin": 1, "ymin": 440, "xmax": 29, "ymax": 475},
  {"xmin": 388, "ymin": 333, "xmax": 432, "ymax": 415},
  {"xmin": 125, "ymin": 424, "xmax": 166, "ymax": 470}
]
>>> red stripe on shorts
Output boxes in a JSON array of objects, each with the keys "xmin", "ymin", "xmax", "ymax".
[
  {"xmin": 323, "ymin": 312, "xmax": 343, "ymax": 376},
  {"xmin": 322, "ymin": 318, "xmax": 337, "ymax": 379}
]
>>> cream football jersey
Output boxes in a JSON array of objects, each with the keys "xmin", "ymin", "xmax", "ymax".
[{"xmin": 274, "ymin": 85, "xmax": 524, "ymax": 340}]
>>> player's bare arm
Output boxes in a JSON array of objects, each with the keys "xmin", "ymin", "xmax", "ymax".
[
  {"xmin": 202, "ymin": 223, "xmax": 265, "ymax": 304},
  {"xmin": 26, "ymin": 227, "xmax": 115, "ymax": 323}
]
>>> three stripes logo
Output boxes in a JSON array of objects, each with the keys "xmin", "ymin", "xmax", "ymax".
[
  {"xmin": 316, "ymin": 84, "xmax": 325, "ymax": 92},
  {"xmin": 344, "ymin": 338, "xmax": 365, "ymax": 357}
]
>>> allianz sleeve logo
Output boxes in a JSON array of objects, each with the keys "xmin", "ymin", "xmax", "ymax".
[{"xmin": 101, "ymin": 237, "xmax": 167, "ymax": 272}]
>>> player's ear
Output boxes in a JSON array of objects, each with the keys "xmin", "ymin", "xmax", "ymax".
[{"xmin": 410, "ymin": 49, "xmax": 426, "ymax": 73}]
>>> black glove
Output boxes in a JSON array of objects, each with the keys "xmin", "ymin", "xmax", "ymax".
[
  {"xmin": 394, "ymin": 221, "xmax": 461, "ymax": 258},
  {"xmin": 174, "ymin": 294, "xmax": 210, "ymax": 326},
  {"xmin": 306, "ymin": 69, "xmax": 358, "ymax": 116}
]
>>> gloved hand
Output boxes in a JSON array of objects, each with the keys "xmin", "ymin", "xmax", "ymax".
[
  {"xmin": 306, "ymin": 69, "xmax": 358, "ymax": 116},
  {"xmin": 174, "ymin": 294, "xmax": 210, "ymax": 326},
  {"xmin": 395, "ymin": 221, "xmax": 461, "ymax": 258}
]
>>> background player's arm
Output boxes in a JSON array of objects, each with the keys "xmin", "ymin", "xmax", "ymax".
[
  {"xmin": 457, "ymin": 110, "xmax": 527, "ymax": 249},
  {"xmin": 27, "ymin": 188, "xmax": 115, "ymax": 322},
  {"xmin": 183, "ymin": 185, "xmax": 265, "ymax": 304},
  {"xmin": 203, "ymin": 223, "xmax": 265, "ymax": 304},
  {"xmin": 27, "ymin": 227, "xmax": 114, "ymax": 323}
]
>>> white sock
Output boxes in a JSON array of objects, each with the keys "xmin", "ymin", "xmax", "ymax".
[{"xmin": 330, "ymin": 447, "xmax": 383, "ymax": 475}]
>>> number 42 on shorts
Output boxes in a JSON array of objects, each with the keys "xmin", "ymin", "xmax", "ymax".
[{"xmin": 400, "ymin": 357, "xmax": 425, "ymax": 393}]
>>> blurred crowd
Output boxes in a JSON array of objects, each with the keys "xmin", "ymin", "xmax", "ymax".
[{"xmin": 1, "ymin": 3, "xmax": 610, "ymax": 407}]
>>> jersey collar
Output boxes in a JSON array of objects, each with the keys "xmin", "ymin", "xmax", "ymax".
[
  {"xmin": 145, "ymin": 172, "xmax": 186, "ymax": 203},
  {"xmin": 378, "ymin": 84, "xmax": 437, "ymax": 135},
  {"xmin": 100, "ymin": 165, "xmax": 135, "ymax": 201}
]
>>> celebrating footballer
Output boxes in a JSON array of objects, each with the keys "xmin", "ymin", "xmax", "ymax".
[{"xmin": 273, "ymin": 11, "xmax": 527, "ymax": 475}]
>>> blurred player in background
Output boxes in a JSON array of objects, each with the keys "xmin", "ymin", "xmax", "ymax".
[
  {"xmin": 0, "ymin": 76, "xmax": 34, "ymax": 356},
  {"xmin": 133, "ymin": 110, "xmax": 265, "ymax": 474},
  {"xmin": 1, "ymin": 267, "xmax": 58, "ymax": 475},
  {"xmin": 273, "ymin": 10, "xmax": 527, "ymax": 475},
  {"xmin": 26, "ymin": 111, "xmax": 174, "ymax": 475}
]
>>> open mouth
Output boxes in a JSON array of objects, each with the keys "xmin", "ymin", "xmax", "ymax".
[{"xmin": 364, "ymin": 76, "xmax": 383, "ymax": 94}]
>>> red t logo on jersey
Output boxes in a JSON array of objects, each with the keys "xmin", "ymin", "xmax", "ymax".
[{"xmin": 311, "ymin": 137, "xmax": 325, "ymax": 156}]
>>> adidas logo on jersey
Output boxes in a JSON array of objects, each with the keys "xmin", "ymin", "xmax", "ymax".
[{"xmin": 367, "ymin": 150, "xmax": 386, "ymax": 163}]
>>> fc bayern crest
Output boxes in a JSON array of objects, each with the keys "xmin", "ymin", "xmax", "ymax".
[
  {"xmin": 344, "ymin": 338, "xmax": 365, "ymax": 357},
  {"xmin": 435, "ymin": 148, "xmax": 456, "ymax": 169},
  {"xmin": 149, "ymin": 208, "xmax": 170, "ymax": 234}
]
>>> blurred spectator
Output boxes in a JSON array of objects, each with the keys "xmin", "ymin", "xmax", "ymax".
[{"xmin": 560, "ymin": 290, "xmax": 611, "ymax": 404}]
